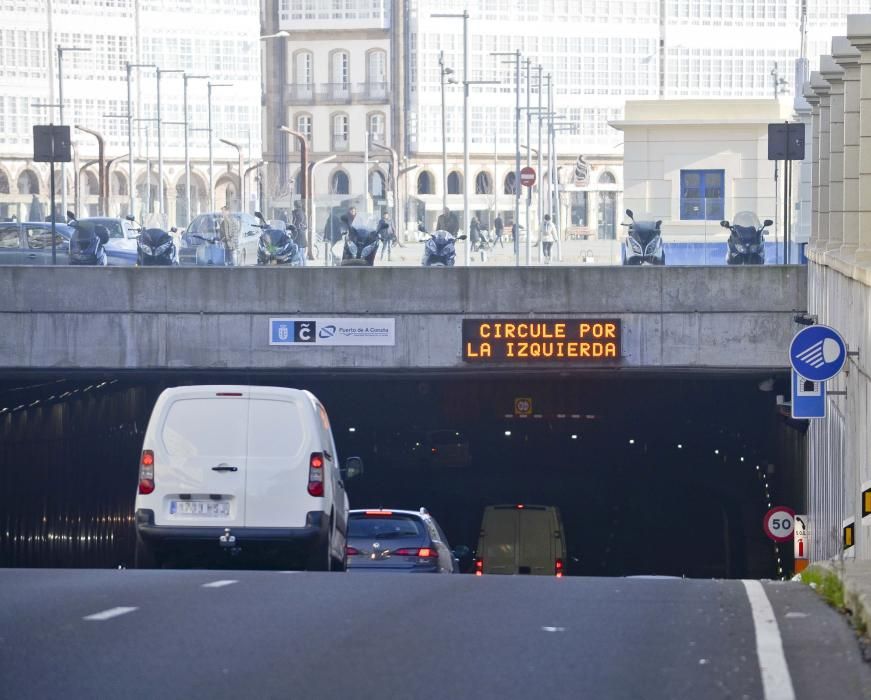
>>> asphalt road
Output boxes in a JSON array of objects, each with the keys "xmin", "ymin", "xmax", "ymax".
[{"xmin": 1, "ymin": 569, "xmax": 870, "ymax": 700}]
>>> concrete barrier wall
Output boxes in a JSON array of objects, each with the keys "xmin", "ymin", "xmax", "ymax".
[{"xmin": 0, "ymin": 265, "xmax": 807, "ymax": 372}]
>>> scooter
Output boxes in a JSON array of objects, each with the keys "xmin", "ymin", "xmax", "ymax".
[
  {"xmin": 66, "ymin": 211, "xmax": 109, "ymax": 266},
  {"xmin": 722, "ymin": 212, "xmax": 772, "ymax": 265},
  {"xmin": 254, "ymin": 212, "xmax": 303, "ymax": 266},
  {"xmin": 341, "ymin": 225, "xmax": 380, "ymax": 266},
  {"xmin": 621, "ymin": 209, "xmax": 664, "ymax": 265},
  {"xmin": 186, "ymin": 234, "xmax": 226, "ymax": 265},
  {"xmin": 137, "ymin": 227, "xmax": 179, "ymax": 266},
  {"xmin": 422, "ymin": 229, "xmax": 467, "ymax": 266}
]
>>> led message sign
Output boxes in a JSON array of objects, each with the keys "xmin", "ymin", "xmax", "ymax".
[{"xmin": 462, "ymin": 319, "xmax": 621, "ymax": 362}]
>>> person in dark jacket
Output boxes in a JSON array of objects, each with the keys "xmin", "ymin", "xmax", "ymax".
[
  {"xmin": 436, "ymin": 207, "xmax": 459, "ymax": 236},
  {"xmin": 377, "ymin": 211, "xmax": 396, "ymax": 261},
  {"xmin": 493, "ymin": 214, "xmax": 504, "ymax": 248}
]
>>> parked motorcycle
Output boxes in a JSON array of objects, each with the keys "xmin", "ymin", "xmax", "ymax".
[
  {"xmin": 66, "ymin": 211, "xmax": 109, "ymax": 266},
  {"xmin": 341, "ymin": 225, "xmax": 381, "ymax": 266},
  {"xmin": 423, "ymin": 229, "xmax": 467, "ymax": 266},
  {"xmin": 621, "ymin": 209, "xmax": 664, "ymax": 266},
  {"xmin": 722, "ymin": 212, "xmax": 772, "ymax": 265},
  {"xmin": 254, "ymin": 212, "xmax": 303, "ymax": 266},
  {"xmin": 137, "ymin": 227, "xmax": 179, "ymax": 266},
  {"xmin": 186, "ymin": 234, "xmax": 226, "ymax": 265}
]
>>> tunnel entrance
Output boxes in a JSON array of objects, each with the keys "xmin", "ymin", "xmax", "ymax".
[{"xmin": 0, "ymin": 371, "xmax": 804, "ymax": 578}]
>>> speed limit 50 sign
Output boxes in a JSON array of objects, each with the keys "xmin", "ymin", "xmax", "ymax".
[{"xmin": 763, "ymin": 506, "xmax": 795, "ymax": 542}]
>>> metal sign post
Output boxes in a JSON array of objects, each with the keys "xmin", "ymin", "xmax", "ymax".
[{"xmin": 33, "ymin": 124, "xmax": 72, "ymax": 265}]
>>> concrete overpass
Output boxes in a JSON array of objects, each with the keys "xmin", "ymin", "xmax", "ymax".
[{"xmin": 0, "ymin": 266, "xmax": 806, "ymax": 373}]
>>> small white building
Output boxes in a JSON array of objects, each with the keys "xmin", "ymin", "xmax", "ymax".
[{"xmin": 610, "ymin": 99, "xmax": 797, "ymax": 243}]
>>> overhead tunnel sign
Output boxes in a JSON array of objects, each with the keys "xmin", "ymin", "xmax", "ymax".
[{"xmin": 462, "ymin": 319, "xmax": 621, "ymax": 362}]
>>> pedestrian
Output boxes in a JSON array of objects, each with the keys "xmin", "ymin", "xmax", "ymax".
[
  {"xmin": 493, "ymin": 214, "xmax": 504, "ymax": 248},
  {"xmin": 541, "ymin": 213, "xmax": 557, "ymax": 264},
  {"xmin": 469, "ymin": 215, "xmax": 481, "ymax": 250},
  {"xmin": 377, "ymin": 211, "xmax": 396, "ymax": 261},
  {"xmin": 218, "ymin": 205, "xmax": 239, "ymax": 266},
  {"xmin": 28, "ymin": 194, "xmax": 45, "ymax": 223},
  {"xmin": 436, "ymin": 207, "xmax": 459, "ymax": 236}
]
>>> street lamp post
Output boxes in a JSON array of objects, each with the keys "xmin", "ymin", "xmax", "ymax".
[
  {"xmin": 278, "ymin": 125, "xmax": 311, "ymax": 257},
  {"xmin": 73, "ymin": 126, "xmax": 105, "ymax": 215},
  {"xmin": 525, "ymin": 57, "xmax": 532, "ymax": 266},
  {"xmin": 310, "ymin": 154, "xmax": 337, "ymax": 266},
  {"xmin": 537, "ymin": 67, "xmax": 545, "ymax": 262},
  {"xmin": 438, "ymin": 50, "xmax": 457, "ymax": 213},
  {"xmin": 182, "ymin": 74, "xmax": 209, "ymax": 223},
  {"xmin": 57, "ymin": 45, "xmax": 91, "ymax": 219},
  {"xmin": 370, "ymin": 140, "xmax": 399, "ymax": 231},
  {"xmin": 493, "ymin": 50, "xmax": 523, "ymax": 267},
  {"xmin": 114, "ymin": 63, "xmax": 157, "ymax": 218},
  {"xmin": 208, "ymin": 82, "xmax": 233, "ymax": 211},
  {"xmin": 432, "ymin": 11, "xmax": 470, "ymax": 265},
  {"xmin": 156, "ymin": 68, "xmax": 184, "ymax": 219},
  {"xmin": 219, "ymin": 138, "xmax": 245, "ymax": 211}
]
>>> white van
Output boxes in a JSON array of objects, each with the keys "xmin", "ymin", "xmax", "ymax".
[
  {"xmin": 133, "ymin": 385, "xmax": 355, "ymax": 571},
  {"xmin": 475, "ymin": 505, "xmax": 567, "ymax": 576}
]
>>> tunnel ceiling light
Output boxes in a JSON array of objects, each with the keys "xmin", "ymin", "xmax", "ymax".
[
  {"xmin": 677, "ymin": 443, "xmax": 683, "ymax": 449},
  {"xmin": 504, "ymin": 430, "xmax": 512, "ymax": 437},
  {"xmin": 714, "ymin": 449, "xmax": 719, "ymax": 455},
  {"xmin": 348, "ymin": 427, "xmax": 356, "ymax": 433},
  {"xmin": 756, "ymin": 465, "xmax": 760, "ymax": 470},
  {"xmin": 571, "ymin": 434, "xmax": 578, "ymax": 440},
  {"xmin": 629, "ymin": 438, "xmax": 635, "ymax": 445}
]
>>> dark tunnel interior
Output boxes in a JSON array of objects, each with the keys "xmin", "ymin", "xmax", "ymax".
[{"xmin": 0, "ymin": 370, "xmax": 805, "ymax": 578}]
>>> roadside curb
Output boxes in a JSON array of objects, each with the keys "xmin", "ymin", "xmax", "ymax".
[{"xmin": 805, "ymin": 560, "xmax": 871, "ymax": 635}]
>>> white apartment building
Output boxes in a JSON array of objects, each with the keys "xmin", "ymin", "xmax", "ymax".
[
  {"xmin": 0, "ymin": 0, "xmax": 261, "ymax": 226},
  {"xmin": 407, "ymin": 0, "xmax": 866, "ymax": 238},
  {"xmin": 262, "ymin": 0, "xmax": 395, "ymax": 231}
]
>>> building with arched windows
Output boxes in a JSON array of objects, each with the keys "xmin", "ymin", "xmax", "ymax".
[
  {"xmin": 0, "ymin": 0, "xmax": 261, "ymax": 226},
  {"xmin": 261, "ymin": 1, "xmax": 394, "ymax": 234}
]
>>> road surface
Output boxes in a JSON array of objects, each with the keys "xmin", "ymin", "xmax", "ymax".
[{"xmin": 1, "ymin": 569, "xmax": 869, "ymax": 699}]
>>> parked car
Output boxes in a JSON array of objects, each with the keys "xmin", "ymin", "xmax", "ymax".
[
  {"xmin": 76, "ymin": 216, "xmax": 140, "ymax": 266},
  {"xmin": 134, "ymin": 385, "xmax": 358, "ymax": 571},
  {"xmin": 346, "ymin": 508, "xmax": 459, "ymax": 573},
  {"xmin": 0, "ymin": 221, "xmax": 71, "ymax": 264},
  {"xmin": 180, "ymin": 212, "xmax": 261, "ymax": 265},
  {"xmin": 475, "ymin": 504, "xmax": 567, "ymax": 576}
]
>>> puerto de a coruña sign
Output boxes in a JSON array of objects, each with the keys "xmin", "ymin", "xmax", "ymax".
[{"xmin": 462, "ymin": 319, "xmax": 621, "ymax": 362}]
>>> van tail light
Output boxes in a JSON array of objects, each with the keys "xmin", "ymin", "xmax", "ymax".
[
  {"xmin": 555, "ymin": 558, "xmax": 564, "ymax": 578},
  {"xmin": 346, "ymin": 546, "xmax": 360, "ymax": 556},
  {"xmin": 138, "ymin": 450, "xmax": 155, "ymax": 495},
  {"xmin": 393, "ymin": 547, "xmax": 438, "ymax": 558},
  {"xmin": 475, "ymin": 558, "xmax": 484, "ymax": 576},
  {"xmin": 307, "ymin": 453, "xmax": 324, "ymax": 497}
]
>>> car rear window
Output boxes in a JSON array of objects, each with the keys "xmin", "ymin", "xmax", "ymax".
[{"xmin": 348, "ymin": 514, "xmax": 426, "ymax": 540}]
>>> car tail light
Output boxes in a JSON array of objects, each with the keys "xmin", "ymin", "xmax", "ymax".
[
  {"xmin": 346, "ymin": 546, "xmax": 360, "ymax": 556},
  {"xmin": 138, "ymin": 450, "xmax": 155, "ymax": 495},
  {"xmin": 307, "ymin": 453, "xmax": 324, "ymax": 497},
  {"xmin": 475, "ymin": 558, "xmax": 483, "ymax": 576},
  {"xmin": 393, "ymin": 547, "xmax": 438, "ymax": 558},
  {"xmin": 555, "ymin": 558, "xmax": 564, "ymax": 578},
  {"xmin": 365, "ymin": 510, "xmax": 392, "ymax": 516}
]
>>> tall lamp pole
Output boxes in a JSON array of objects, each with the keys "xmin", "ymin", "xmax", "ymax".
[
  {"xmin": 278, "ymin": 125, "xmax": 312, "ymax": 257},
  {"xmin": 155, "ymin": 68, "xmax": 184, "ymax": 219},
  {"xmin": 438, "ymin": 50, "xmax": 457, "ymax": 212},
  {"xmin": 182, "ymin": 74, "xmax": 209, "ymax": 223},
  {"xmin": 219, "ymin": 138, "xmax": 245, "ymax": 210},
  {"xmin": 57, "ymin": 45, "xmax": 91, "ymax": 218},
  {"xmin": 73, "ymin": 125, "xmax": 105, "ymax": 215},
  {"xmin": 207, "ymin": 82, "xmax": 233, "ymax": 211},
  {"xmin": 493, "ymin": 50, "xmax": 523, "ymax": 267}
]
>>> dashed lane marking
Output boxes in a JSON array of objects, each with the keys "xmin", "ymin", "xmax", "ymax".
[
  {"xmin": 201, "ymin": 579, "xmax": 239, "ymax": 588},
  {"xmin": 83, "ymin": 607, "xmax": 138, "ymax": 621},
  {"xmin": 742, "ymin": 580, "xmax": 796, "ymax": 700}
]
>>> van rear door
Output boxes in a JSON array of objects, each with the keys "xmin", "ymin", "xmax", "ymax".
[
  {"xmin": 517, "ymin": 507, "xmax": 555, "ymax": 575},
  {"xmin": 481, "ymin": 507, "xmax": 519, "ymax": 574},
  {"xmin": 155, "ymin": 390, "xmax": 248, "ymax": 528},
  {"xmin": 245, "ymin": 389, "xmax": 309, "ymax": 529}
]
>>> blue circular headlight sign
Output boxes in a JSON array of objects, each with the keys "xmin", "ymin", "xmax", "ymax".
[{"xmin": 789, "ymin": 324, "xmax": 847, "ymax": 382}]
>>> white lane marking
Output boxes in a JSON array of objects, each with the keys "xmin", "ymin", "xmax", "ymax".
[
  {"xmin": 83, "ymin": 606, "xmax": 138, "ymax": 621},
  {"xmin": 784, "ymin": 612, "xmax": 809, "ymax": 619},
  {"xmin": 541, "ymin": 626, "xmax": 566, "ymax": 633},
  {"xmin": 742, "ymin": 580, "xmax": 796, "ymax": 700},
  {"xmin": 202, "ymin": 579, "xmax": 238, "ymax": 588}
]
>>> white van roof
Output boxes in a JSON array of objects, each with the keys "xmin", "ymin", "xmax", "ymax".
[{"xmin": 158, "ymin": 385, "xmax": 317, "ymax": 403}]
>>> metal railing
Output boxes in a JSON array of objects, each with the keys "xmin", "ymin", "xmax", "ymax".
[{"xmin": 286, "ymin": 82, "xmax": 391, "ymax": 105}]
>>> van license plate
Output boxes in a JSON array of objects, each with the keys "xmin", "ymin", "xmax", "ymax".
[{"xmin": 170, "ymin": 500, "xmax": 229, "ymax": 517}]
